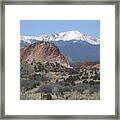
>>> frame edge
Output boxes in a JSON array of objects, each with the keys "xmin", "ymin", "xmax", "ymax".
[{"xmin": 0, "ymin": 0, "xmax": 119, "ymax": 119}]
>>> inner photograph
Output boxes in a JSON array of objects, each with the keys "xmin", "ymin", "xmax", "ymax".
[{"xmin": 20, "ymin": 20, "xmax": 100, "ymax": 100}]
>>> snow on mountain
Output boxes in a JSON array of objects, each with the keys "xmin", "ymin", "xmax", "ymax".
[{"xmin": 21, "ymin": 30, "xmax": 100, "ymax": 45}]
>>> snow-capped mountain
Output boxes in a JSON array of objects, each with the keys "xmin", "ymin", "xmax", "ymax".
[
  {"xmin": 20, "ymin": 30, "xmax": 100, "ymax": 63},
  {"xmin": 20, "ymin": 30, "xmax": 100, "ymax": 46}
]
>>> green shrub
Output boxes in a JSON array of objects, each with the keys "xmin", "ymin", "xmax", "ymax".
[
  {"xmin": 33, "ymin": 84, "xmax": 37, "ymax": 88},
  {"xmin": 46, "ymin": 93, "xmax": 52, "ymax": 100},
  {"xmin": 82, "ymin": 80, "xmax": 88, "ymax": 84},
  {"xmin": 37, "ymin": 62, "xmax": 44, "ymax": 71},
  {"xmin": 34, "ymin": 66, "xmax": 38, "ymax": 72},
  {"xmin": 42, "ymin": 93, "xmax": 52, "ymax": 100},
  {"xmin": 89, "ymin": 80, "xmax": 95, "ymax": 85}
]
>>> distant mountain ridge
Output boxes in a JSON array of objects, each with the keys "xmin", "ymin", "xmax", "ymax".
[
  {"xmin": 20, "ymin": 30, "xmax": 100, "ymax": 63},
  {"xmin": 56, "ymin": 40, "xmax": 100, "ymax": 63},
  {"xmin": 21, "ymin": 30, "xmax": 100, "ymax": 47}
]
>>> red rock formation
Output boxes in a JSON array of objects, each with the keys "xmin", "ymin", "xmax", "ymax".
[{"xmin": 20, "ymin": 42, "xmax": 70, "ymax": 67}]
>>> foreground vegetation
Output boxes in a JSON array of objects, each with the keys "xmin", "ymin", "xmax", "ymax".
[{"xmin": 20, "ymin": 60, "xmax": 100, "ymax": 100}]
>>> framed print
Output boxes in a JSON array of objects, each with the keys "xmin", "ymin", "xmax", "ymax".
[{"xmin": 0, "ymin": 0, "xmax": 119, "ymax": 119}]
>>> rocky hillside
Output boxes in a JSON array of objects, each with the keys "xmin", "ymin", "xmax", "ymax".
[{"xmin": 20, "ymin": 41, "xmax": 70, "ymax": 68}]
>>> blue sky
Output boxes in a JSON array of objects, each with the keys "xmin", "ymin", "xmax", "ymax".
[{"xmin": 20, "ymin": 20, "xmax": 100, "ymax": 38}]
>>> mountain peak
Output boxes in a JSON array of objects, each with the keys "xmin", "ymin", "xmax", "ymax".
[{"xmin": 21, "ymin": 30, "xmax": 100, "ymax": 46}]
